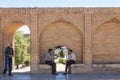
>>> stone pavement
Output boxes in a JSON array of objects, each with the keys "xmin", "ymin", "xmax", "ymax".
[
  {"xmin": 1, "ymin": 66, "xmax": 120, "ymax": 80},
  {"xmin": 1, "ymin": 73, "xmax": 120, "ymax": 80}
]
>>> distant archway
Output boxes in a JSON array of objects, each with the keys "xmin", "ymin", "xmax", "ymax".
[{"xmin": 39, "ymin": 20, "xmax": 83, "ymax": 63}]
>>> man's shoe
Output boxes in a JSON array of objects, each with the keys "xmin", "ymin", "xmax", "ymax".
[{"xmin": 63, "ymin": 72, "xmax": 67, "ymax": 75}]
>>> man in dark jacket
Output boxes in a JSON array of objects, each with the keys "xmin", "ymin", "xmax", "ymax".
[{"xmin": 3, "ymin": 43, "xmax": 14, "ymax": 76}]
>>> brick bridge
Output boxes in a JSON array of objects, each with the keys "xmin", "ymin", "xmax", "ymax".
[{"xmin": 0, "ymin": 8, "xmax": 120, "ymax": 74}]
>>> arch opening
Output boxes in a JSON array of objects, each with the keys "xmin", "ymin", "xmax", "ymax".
[
  {"xmin": 54, "ymin": 46, "xmax": 68, "ymax": 72},
  {"xmin": 39, "ymin": 20, "xmax": 83, "ymax": 64},
  {"xmin": 2, "ymin": 22, "xmax": 31, "ymax": 74}
]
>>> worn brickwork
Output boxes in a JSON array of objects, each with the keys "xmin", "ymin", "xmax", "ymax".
[{"xmin": 0, "ymin": 8, "xmax": 120, "ymax": 73}]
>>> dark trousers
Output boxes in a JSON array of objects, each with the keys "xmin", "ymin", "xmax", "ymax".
[
  {"xmin": 45, "ymin": 61, "xmax": 56, "ymax": 74},
  {"xmin": 65, "ymin": 60, "xmax": 75, "ymax": 73},
  {"xmin": 3, "ymin": 59, "xmax": 12, "ymax": 75}
]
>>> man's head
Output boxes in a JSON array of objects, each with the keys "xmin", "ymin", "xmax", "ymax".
[
  {"xmin": 8, "ymin": 43, "xmax": 13, "ymax": 48},
  {"xmin": 68, "ymin": 49, "xmax": 72, "ymax": 54},
  {"xmin": 48, "ymin": 49, "xmax": 54, "ymax": 54}
]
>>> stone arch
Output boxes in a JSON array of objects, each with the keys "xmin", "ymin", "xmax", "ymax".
[
  {"xmin": 39, "ymin": 19, "xmax": 83, "ymax": 63},
  {"xmin": 3, "ymin": 21, "xmax": 30, "ymax": 46},
  {"xmin": 2, "ymin": 21, "xmax": 31, "ymax": 71},
  {"xmin": 93, "ymin": 18, "xmax": 120, "ymax": 64}
]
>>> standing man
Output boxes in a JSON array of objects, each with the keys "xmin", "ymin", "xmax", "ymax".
[
  {"xmin": 45, "ymin": 49, "xmax": 57, "ymax": 75},
  {"xmin": 64, "ymin": 49, "xmax": 76, "ymax": 74},
  {"xmin": 3, "ymin": 43, "xmax": 14, "ymax": 76}
]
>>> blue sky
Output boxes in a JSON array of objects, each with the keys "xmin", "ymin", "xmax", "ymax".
[{"xmin": 0, "ymin": 0, "xmax": 120, "ymax": 7}]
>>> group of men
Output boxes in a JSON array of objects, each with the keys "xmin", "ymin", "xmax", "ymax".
[
  {"xmin": 2, "ymin": 43, "xmax": 76, "ymax": 76},
  {"xmin": 45, "ymin": 48, "xmax": 76, "ymax": 75}
]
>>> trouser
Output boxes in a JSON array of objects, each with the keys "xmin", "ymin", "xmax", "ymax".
[
  {"xmin": 45, "ymin": 61, "xmax": 56, "ymax": 74},
  {"xmin": 65, "ymin": 60, "xmax": 75, "ymax": 73},
  {"xmin": 3, "ymin": 59, "xmax": 12, "ymax": 75}
]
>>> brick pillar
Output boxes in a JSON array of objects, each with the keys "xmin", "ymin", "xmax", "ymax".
[
  {"xmin": 83, "ymin": 13, "xmax": 92, "ymax": 70},
  {"xmin": 30, "ymin": 14, "xmax": 39, "ymax": 73},
  {"xmin": 0, "ymin": 21, "xmax": 3, "ymax": 74}
]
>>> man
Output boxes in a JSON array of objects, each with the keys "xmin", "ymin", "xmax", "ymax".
[
  {"xmin": 45, "ymin": 49, "xmax": 57, "ymax": 75},
  {"xmin": 3, "ymin": 43, "xmax": 14, "ymax": 76},
  {"xmin": 64, "ymin": 49, "xmax": 76, "ymax": 74}
]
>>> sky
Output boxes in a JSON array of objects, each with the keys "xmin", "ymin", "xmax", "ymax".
[
  {"xmin": 0, "ymin": 0, "xmax": 120, "ymax": 7},
  {"xmin": 1, "ymin": 0, "xmax": 120, "ymax": 34},
  {"xmin": 17, "ymin": 25, "xmax": 30, "ymax": 34}
]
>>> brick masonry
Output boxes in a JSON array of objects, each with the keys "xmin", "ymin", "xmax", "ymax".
[{"xmin": 1, "ymin": 8, "xmax": 120, "ymax": 73}]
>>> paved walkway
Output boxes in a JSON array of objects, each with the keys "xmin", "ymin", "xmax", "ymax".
[
  {"xmin": 1, "ymin": 73, "xmax": 120, "ymax": 80},
  {"xmin": 1, "ymin": 66, "xmax": 120, "ymax": 80}
]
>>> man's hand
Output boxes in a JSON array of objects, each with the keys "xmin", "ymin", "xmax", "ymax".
[
  {"xmin": 8, "ymin": 55, "xmax": 14, "ymax": 57},
  {"xmin": 66, "ymin": 60, "xmax": 69, "ymax": 63}
]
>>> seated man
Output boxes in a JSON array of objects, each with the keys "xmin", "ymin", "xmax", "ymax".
[
  {"xmin": 64, "ymin": 49, "xmax": 76, "ymax": 74},
  {"xmin": 45, "ymin": 49, "xmax": 57, "ymax": 75}
]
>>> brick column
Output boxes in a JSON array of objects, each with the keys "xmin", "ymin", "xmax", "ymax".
[
  {"xmin": 83, "ymin": 13, "xmax": 92, "ymax": 69},
  {"xmin": 0, "ymin": 16, "xmax": 3, "ymax": 74},
  {"xmin": 30, "ymin": 14, "xmax": 39, "ymax": 73}
]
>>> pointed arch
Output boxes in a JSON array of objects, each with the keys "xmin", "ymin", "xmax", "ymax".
[
  {"xmin": 3, "ymin": 21, "xmax": 31, "ymax": 43},
  {"xmin": 93, "ymin": 18, "xmax": 120, "ymax": 64},
  {"xmin": 2, "ymin": 20, "xmax": 31, "ymax": 72},
  {"xmin": 94, "ymin": 18, "xmax": 120, "ymax": 34},
  {"xmin": 39, "ymin": 19, "xmax": 83, "ymax": 63}
]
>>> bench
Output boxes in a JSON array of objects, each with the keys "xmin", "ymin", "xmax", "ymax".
[
  {"xmin": 39, "ymin": 64, "xmax": 85, "ymax": 74},
  {"xmin": 93, "ymin": 64, "xmax": 120, "ymax": 72},
  {"xmin": 39, "ymin": 64, "xmax": 51, "ymax": 74},
  {"xmin": 69, "ymin": 64, "xmax": 85, "ymax": 73}
]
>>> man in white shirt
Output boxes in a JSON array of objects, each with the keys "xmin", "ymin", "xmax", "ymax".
[{"xmin": 64, "ymin": 49, "xmax": 76, "ymax": 74}]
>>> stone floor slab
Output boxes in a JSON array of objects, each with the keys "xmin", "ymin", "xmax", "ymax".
[{"xmin": 1, "ymin": 73, "xmax": 120, "ymax": 80}]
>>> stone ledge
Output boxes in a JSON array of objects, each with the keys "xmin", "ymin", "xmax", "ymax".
[
  {"xmin": 93, "ymin": 64, "xmax": 120, "ymax": 73},
  {"xmin": 39, "ymin": 64, "xmax": 51, "ymax": 69},
  {"xmin": 39, "ymin": 64, "xmax": 51, "ymax": 74},
  {"xmin": 71, "ymin": 64, "xmax": 85, "ymax": 68},
  {"xmin": 93, "ymin": 64, "xmax": 120, "ymax": 68},
  {"xmin": 70, "ymin": 64, "xmax": 91, "ymax": 73}
]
